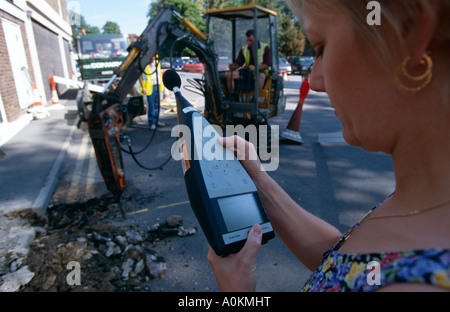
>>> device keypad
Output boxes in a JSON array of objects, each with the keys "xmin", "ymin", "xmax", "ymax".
[
  {"xmin": 193, "ymin": 115, "xmax": 257, "ymax": 198},
  {"xmin": 201, "ymin": 140, "xmax": 256, "ymax": 198}
]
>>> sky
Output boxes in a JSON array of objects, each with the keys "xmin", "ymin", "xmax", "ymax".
[{"xmin": 66, "ymin": 0, "xmax": 154, "ymax": 35}]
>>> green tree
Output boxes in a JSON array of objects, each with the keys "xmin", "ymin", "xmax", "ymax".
[
  {"xmin": 208, "ymin": 0, "xmax": 305, "ymax": 56},
  {"xmin": 206, "ymin": 0, "xmax": 239, "ymax": 9},
  {"xmin": 148, "ymin": 0, "xmax": 205, "ymax": 33},
  {"xmin": 148, "ymin": 0, "xmax": 206, "ymax": 57},
  {"xmin": 278, "ymin": 18, "xmax": 305, "ymax": 57},
  {"xmin": 102, "ymin": 21, "xmax": 121, "ymax": 34},
  {"xmin": 255, "ymin": 0, "xmax": 305, "ymax": 56}
]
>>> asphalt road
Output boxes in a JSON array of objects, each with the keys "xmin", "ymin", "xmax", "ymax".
[{"xmin": 51, "ymin": 73, "xmax": 395, "ymax": 292}]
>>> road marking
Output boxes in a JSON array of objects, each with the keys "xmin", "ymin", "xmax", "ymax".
[
  {"xmin": 127, "ymin": 200, "xmax": 190, "ymax": 215},
  {"xmin": 85, "ymin": 146, "xmax": 97, "ymax": 198},
  {"xmin": 127, "ymin": 208, "xmax": 149, "ymax": 215},
  {"xmin": 157, "ymin": 200, "xmax": 190, "ymax": 209},
  {"xmin": 66, "ymin": 134, "xmax": 90, "ymax": 202}
]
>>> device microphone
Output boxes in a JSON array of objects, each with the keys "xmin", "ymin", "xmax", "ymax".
[
  {"xmin": 163, "ymin": 69, "xmax": 274, "ymax": 256},
  {"xmin": 163, "ymin": 70, "xmax": 195, "ymax": 116},
  {"xmin": 162, "ymin": 69, "xmax": 182, "ymax": 92}
]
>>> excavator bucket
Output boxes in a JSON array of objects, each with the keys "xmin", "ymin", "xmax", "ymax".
[{"xmin": 88, "ymin": 93, "xmax": 125, "ymax": 197}]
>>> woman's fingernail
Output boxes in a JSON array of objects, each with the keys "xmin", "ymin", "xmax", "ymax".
[{"xmin": 252, "ymin": 224, "xmax": 262, "ymax": 236}]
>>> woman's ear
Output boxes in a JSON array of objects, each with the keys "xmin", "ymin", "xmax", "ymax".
[{"xmin": 409, "ymin": 1, "xmax": 438, "ymax": 64}]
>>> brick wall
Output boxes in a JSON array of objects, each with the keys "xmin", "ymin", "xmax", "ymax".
[
  {"xmin": 46, "ymin": 0, "xmax": 59, "ymax": 14},
  {"xmin": 59, "ymin": 0, "xmax": 69, "ymax": 24},
  {"xmin": 0, "ymin": 1, "xmax": 72, "ymax": 122},
  {"xmin": 45, "ymin": 0, "xmax": 69, "ymax": 23}
]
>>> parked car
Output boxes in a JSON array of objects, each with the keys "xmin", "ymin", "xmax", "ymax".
[
  {"xmin": 183, "ymin": 58, "xmax": 204, "ymax": 74},
  {"xmin": 161, "ymin": 57, "xmax": 171, "ymax": 69},
  {"xmin": 172, "ymin": 57, "xmax": 185, "ymax": 71},
  {"xmin": 289, "ymin": 56, "xmax": 315, "ymax": 76},
  {"xmin": 279, "ymin": 58, "xmax": 292, "ymax": 75},
  {"xmin": 160, "ymin": 57, "xmax": 184, "ymax": 71}
]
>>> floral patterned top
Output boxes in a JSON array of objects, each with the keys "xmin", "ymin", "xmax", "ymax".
[{"xmin": 302, "ymin": 200, "xmax": 450, "ymax": 292}]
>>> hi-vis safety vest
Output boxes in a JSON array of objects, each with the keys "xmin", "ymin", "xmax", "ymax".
[
  {"xmin": 140, "ymin": 63, "xmax": 163, "ymax": 96},
  {"xmin": 242, "ymin": 42, "xmax": 269, "ymax": 76}
]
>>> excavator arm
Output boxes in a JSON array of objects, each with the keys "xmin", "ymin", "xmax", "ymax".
[
  {"xmin": 88, "ymin": 5, "xmax": 223, "ymax": 197},
  {"xmin": 114, "ymin": 5, "xmax": 222, "ymax": 105}
]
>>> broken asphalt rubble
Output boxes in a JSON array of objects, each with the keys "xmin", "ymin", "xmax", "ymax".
[{"xmin": 0, "ymin": 194, "xmax": 196, "ymax": 292}]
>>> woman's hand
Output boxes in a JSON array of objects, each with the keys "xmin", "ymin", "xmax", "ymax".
[
  {"xmin": 207, "ymin": 136, "xmax": 267, "ymax": 291},
  {"xmin": 208, "ymin": 224, "xmax": 262, "ymax": 292},
  {"xmin": 217, "ymin": 135, "xmax": 266, "ymax": 181}
]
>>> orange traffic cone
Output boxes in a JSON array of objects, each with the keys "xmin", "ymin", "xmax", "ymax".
[
  {"xmin": 49, "ymin": 74, "xmax": 64, "ymax": 110},
  {"xmin": 32, "ymin": 82, "xmax": 42, "ymax": 107},
  {"xmin": 49, "ymin": 74, "xmax": 59, "ymax": 105},
  {"xmin": 280, "ymin": 76, "xmax": 310, "ymax": 143},
  {"xmin": 283, "ymin": 70, "xmax": 289, "ymax": 82},
  {"xmin": 28, "ymin": 82, "xmax": 50, "ymax": 119}
]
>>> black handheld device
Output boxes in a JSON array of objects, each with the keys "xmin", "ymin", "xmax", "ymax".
[{"xmin": 163, "ymin": 70, "xmax": 275, "ymax": 256}]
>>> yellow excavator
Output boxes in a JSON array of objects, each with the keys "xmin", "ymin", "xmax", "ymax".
[{"xmin": 86, "ymin": 5, "xmax": 286, "ymax": 199}]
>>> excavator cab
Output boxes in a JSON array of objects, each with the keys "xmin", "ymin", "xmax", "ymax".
[{"xmin": 205, "ymin": 5, "xmax": 286, "ymax": 127}]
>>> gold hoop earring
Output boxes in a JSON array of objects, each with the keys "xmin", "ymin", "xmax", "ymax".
[{"xmin": 395, "ymin": 53, "xmax": 433, "ymax": 92}]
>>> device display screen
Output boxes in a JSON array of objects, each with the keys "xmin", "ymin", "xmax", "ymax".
[{"xmin": 217, "ymin": 193, "xmax": 264, "ymax": 232}]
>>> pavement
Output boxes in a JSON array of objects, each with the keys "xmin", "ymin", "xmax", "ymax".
[
  {"xmin": 0, "ymin": 90, "xmax": 79, "ymax": 291},
  {"xmin": 0, "ymin": 93, "xmax": 78, "ymax": 216}
]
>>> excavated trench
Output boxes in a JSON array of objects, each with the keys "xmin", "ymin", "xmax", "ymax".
[{"xmin": 13, "ymin": 194, "xmax": 195, "ymax": 292}]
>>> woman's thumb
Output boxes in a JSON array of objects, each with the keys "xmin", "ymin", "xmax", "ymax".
[{"xmin": 240, "ymin": 224, "xmax": 262, "ymax": 261}]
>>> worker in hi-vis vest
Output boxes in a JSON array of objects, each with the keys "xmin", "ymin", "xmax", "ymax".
[
  {"xmin": 139, "ymin": 56, "xmax": 164, "ymax": 129},
  {"xmin": 227, "ymin": 29, "xmax": 272, "ymax": 95}
]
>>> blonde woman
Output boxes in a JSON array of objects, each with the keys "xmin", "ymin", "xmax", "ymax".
[{"xmin": 208, "ymin": 0, "xmax": 450, "ymax": 292}]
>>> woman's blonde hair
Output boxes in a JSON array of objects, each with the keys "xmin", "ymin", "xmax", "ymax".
[
  {"xmin": 288, "ymin": 0, "xmax": 450, "ymax": 98},
  {"xmin": 288, "ymin": 0, "xmax": 449, "ymax": 62}
]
